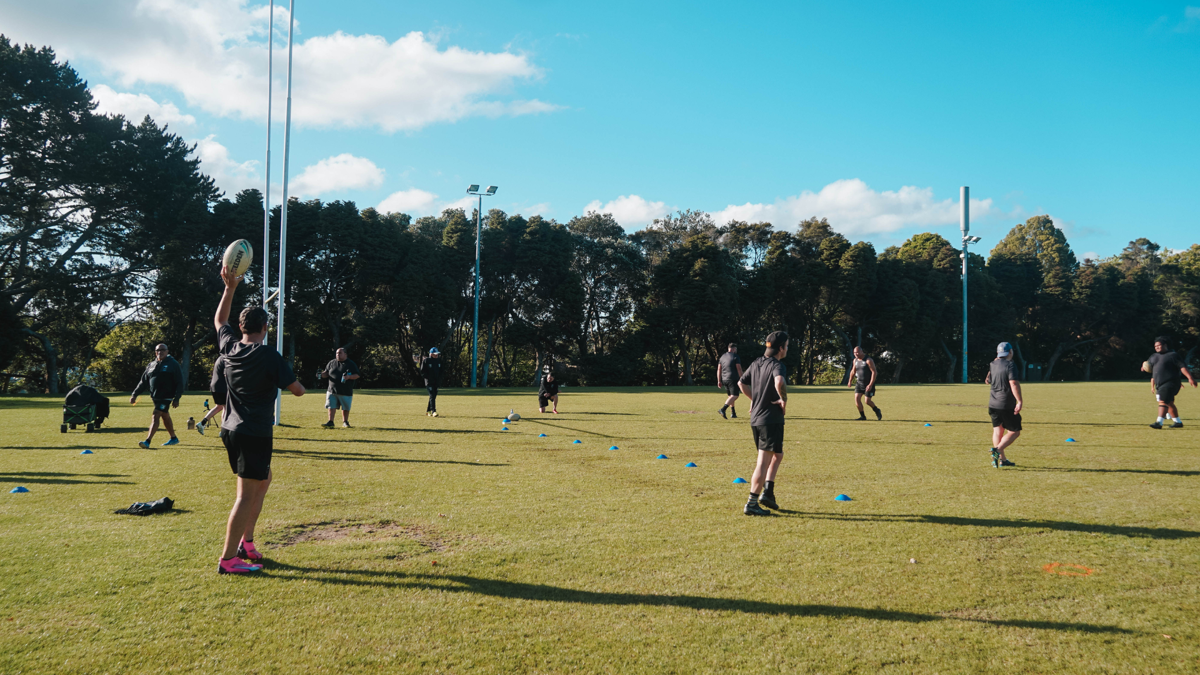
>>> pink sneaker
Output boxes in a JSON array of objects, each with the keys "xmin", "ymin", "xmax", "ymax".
[
  {"xmin": 237, "ymin": 539, "xmax": 263, "ymax": 561},
  {"xmin": 218, "ymin": 557, "xmax": 262, "ymax": 574}
]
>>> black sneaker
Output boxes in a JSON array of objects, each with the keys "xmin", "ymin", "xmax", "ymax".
[
  {"xmin": 1000, "ymin": 459, "xmax": 1016, "ymax": 467},
  {"xmin": 730, "ymin": 411, "xmax": 737, "ymax": 418},
  {"xmin": 991, "ymin": 448, "xmax": 1000, "ymax": 468},
  {"xmin": 759, "ymin": 494, "xmax": 779, "ymax": 510},
  {"xmin": 1171, "ymin": 422, "xmax": 1184, "ymax": 428},
  {"xmin": 744, "ymin": 502, "xmax": 771, "ymax": 516},
  {"xmin": 1149, "ymin": 422, "xmax": 1163, "ymax": 429},
  {"xmin": 874, "ymin": 407, "xmax": 883, "ymax": 420},
  {"xmin": 856, "ymin": 414, "xmax": 867, "ymax": 421},
  {"xmin": 321, "ymin": 421, "xmax": 335, "ymax": 428},
  {"xmin": 718, "ymin": 408, "xmax": 727, "ymax": 419}
]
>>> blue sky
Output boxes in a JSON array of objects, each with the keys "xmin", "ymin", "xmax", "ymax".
[{"xmin": 4, "ymin": 0, "xmax": 1199, "ymax": 259}]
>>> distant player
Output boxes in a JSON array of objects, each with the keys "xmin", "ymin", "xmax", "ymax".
[
  {"xmin": 213, "ymin": 263, "xmax": 305, "ymax": 574},
  {"xmin": 985, "ymin": 342, "xmax": 1023, "ymax": 468},
  {"xmin": 130, "ymin": 343, "xmax": 185, "ymax": 448},
  {"xmin": 717, "ymin": 343, "xmax": 743, "ymax": 419},
  {"xmin": 319, "ymin": 347, "xmax": 360, "ymax": 428},
  {"xmin": 738, "ymin": 330, "xmax": 789, "ymax": 516},
  {"xmin": 1146, "ymin": 336, "xmax": 1197, "ymax": 429},
  {"xmin": 195, "ymin": 356, "xmax": 226, "ymax": 435},
  {"xmin": 848, "ymin": 346, "xmax": 882, "ymax": 420},
  {"xmin": 420, "ymin": 347, "xmax": 442, "ymax": 417},
  {"xmin": 538, "ymin": 365, "xmax": 560, "ymax": 414}
]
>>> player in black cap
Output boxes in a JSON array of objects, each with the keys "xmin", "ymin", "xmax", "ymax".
[{"xmin": 738, "ymin": 331, "xmax": 789, "ymax": 515}]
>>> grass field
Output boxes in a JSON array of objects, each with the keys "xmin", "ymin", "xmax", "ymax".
[{"xmin": 2, "ymin": 382, "xmax": 1198, "ymax": 673}]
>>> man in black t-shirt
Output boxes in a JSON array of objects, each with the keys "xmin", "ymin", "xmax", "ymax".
[
  {"xmin": 737, "ymin": 331, "xmax": 789, "ymax": 516},
  {"xmin": 1146, "ymin": 336, "xmax": 1197, "ymax": 429},
  {"xmin": 212, "ymin": 264, "xmax": 305, "ymax": 575},
  {"xmin": 130, "ymin": 343, "xmax": 185, "ymax": 448},
  {"xmin": 419, "ymin": 347, "xmax": 442, "ymax": 416},
  {"xmin": 985, "ymin": 342, "xmax": 1024, "ymax": 468},
  {"xmin": 538, "ymin": 366, "xmax": 560, "ymax": 414},
  {"xmin": 319, "ymin": 348, "xmax": 360, "ymax": 428},
  {"xmin": 716, "ymin": 343, "xmax": 743, "ymax": 419}
]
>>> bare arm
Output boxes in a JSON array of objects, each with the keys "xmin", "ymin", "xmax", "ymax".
[
  {"xmin": 738, "ymin": 381, "xmax": 752, "ymax": 398},
  {"xmin": 1009, "ymin": 380, "xmax": 1023, "ymax": 413},
  {"xmin": 716, "ymin": 363, "xmax": 722, "ymax": 387},
  {"xmin": 215, "ymin": 264, "xmax": 239, "ymax": 331},
  {"xmin": 773, "ymin": 375, "xmax": 787, "ymax": 415},
  {"xmin": 867, "ymin": 358, "xmax": 877, "ymax": 389},
  {"xmin": 286, "ymin": 380, "xmax": 305, "ymax": 396},
  {"xmin": 1182, "ymin": 367, "xmax": 1197, "ymax": 387},
  {"xmin": 736, "ymin": 364, "xmax": 744, "ymax": 380},
  {"xmin": 985, "ymin": 371, "xmax": 992, "ymax": 385}
]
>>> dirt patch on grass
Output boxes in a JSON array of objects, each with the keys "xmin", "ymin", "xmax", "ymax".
[{"xmin": 269, "ymin": 519, "xmax": 473, "ymax": 557}]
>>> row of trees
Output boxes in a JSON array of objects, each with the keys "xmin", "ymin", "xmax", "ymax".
[{"xmin": 3, "ymin": 38, "xmax": 1198, "ymax": 394}]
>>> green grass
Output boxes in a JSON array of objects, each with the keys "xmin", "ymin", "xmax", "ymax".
[{"xmin": 2, "ymin": 382, "xmax": 1198, "ymax": 673}]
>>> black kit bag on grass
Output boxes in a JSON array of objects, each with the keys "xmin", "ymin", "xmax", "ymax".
[{"xmin": 114, "ymin": 497, "xmax": 174, "ymax": 516}]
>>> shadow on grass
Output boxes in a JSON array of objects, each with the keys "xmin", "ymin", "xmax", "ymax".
[
  {"xmin": 1020, "ymin": 467, "xmax": 1200, "ymax": 477},
  {"xmin": 272, "ymin": 449, "xmax": 506, "ymax": 466},
  {"xmin": 775, "ymin": 511, "xmax": 1199, "ymax": 540},
  {"xmin": 372, "ymin": 427, "xmax": 505, "ymax": 435},
  {"xmin": 286, "ymin": 437, "xmax": 426, "ymax": 445},
  {"xmin": 260, "ymin": 563, "xmax": 1133, "ymax": 634},
  {"xmin": 1, "ymin": 471, "xmax": 134, "ymax": 485},
  {"xmin": 523, "ymin": 419, "xmax": 616, "ymax": 439}
]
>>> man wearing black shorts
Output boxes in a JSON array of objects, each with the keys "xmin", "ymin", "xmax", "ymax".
[
  {"xmin": 130, "ymin": 343, "xmax": 185, "ymax": 448},
  {"xmin": 717, "ymin": 343, "xmax": 743, "ymax": 419},
  {"xmin": 212, "ymin": 264, "xmax": 305, "ymax": 574},
  {"xmin": 420, "ymin": 347, "xmax": 442, "ymax": 416},
  {"xmin": 848, "ymin": 346, "xmax": 881, "ymax": 420},
  {"xmin": 985, "ymin": 342, "xmax": 1023, "ymax": 468},
  {"xmin": 538, "ymin": 365, "xmax": 559, "ymax": 414},
  {"xmin": 1146, "ymin": 336, "xmax": 1197, "ymax": 429},
  {"xmin": 738, "ymin": 330, "xmax": 789, "ymax": 516}
]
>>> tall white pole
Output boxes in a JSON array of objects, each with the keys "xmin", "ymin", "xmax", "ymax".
[
  {"xmin": 471, "ymin": 195, "xmax": 481, "ymax": 388},
  {"xmin": 275, "ymin": 0, "xmax": 295, "ymax": 425},
  {"xmin": 262, "ymin": 0, "xmax": 274, "ymax": 310},
  {"xmin": 960, "ymin": 186, "xmax": 969, "ymax": 384}
]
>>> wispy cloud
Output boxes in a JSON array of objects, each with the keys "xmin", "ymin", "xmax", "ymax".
[
  {"xmin": 91, "ymin": 85, "xmax": 196, "ymax": 128},
  {"xmin": 290, "ymin": 154, "xmax": 384, "ymax": 198},
  {"xmin": 583, "ymin": 195, "xmax": 674, "ymax": 228}
]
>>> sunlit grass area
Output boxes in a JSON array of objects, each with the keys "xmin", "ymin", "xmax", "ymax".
[{"xmin": 2, "ymin": 382, "xmax": 1197, "ymax": 673}]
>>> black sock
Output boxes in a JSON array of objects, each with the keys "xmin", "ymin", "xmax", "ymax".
[
  {"xmin": 764, "ymin": 480, "xmax": 775, "ymax": 496},
  {"xmin": 747, "ymin": 492, "xmax": 758, "ymax": 505},
  {"xmin": 730, "ymin": 407, "xmax": 735, "ymax": 414},
  {"xmin": 721, "ymin": 404, "xmax": 728, "ymax": 412}
]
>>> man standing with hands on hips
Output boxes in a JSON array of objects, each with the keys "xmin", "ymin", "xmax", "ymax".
[
  {"xmin": 739, "ymin": 331, "xmax": 789, "ymax": 516},
  {"xmin": 320, "ymin": 348, "xmax": 360, "ymax": 428}
]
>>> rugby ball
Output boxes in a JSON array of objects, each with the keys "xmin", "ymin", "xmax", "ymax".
[
  {"xmin": 1141, "ymin": 361, "xmax": 1152, "ymax": 374},
  {"xmin": 222, "ymin": 239, "xmax": 253, "ymax": 277}
]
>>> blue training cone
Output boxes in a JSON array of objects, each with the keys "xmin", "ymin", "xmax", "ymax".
[
  {"xmin": 10, "ymin": 486, "xmax": 29, "ymax": 493},
  {"xmin": 656, "ymin": 454, "xmax": 669, "ymax": 459},
  {"xmin": 502, "ymin": 427, "xmax": 509, "ymax": 431},
  {"xmin": 685, "ymin": 462, "xmax": 698, "ymax": 468},
  {"xmin": 538, "ymin": 433, "xmax": 547, "ymax": 437},
  {"xmin": 609, "ymin": 446, "xmax": 619, "ymax": 450},
  {"xmin": 835, "ymin": 494, "xmax": 852, "ymax": 501},
  {"xmin": 1066, "ymin": 438, "xmax": 1076, "ymax": 442},
  {"xmin": 573, "ymin": 440, "xmax": 582, "ymax": 444},
  {"xmin": 923, "ymin": 423, "xmax": 932, "ymax": 427},
  {"xmin": 733, "ymin": 477, "xmax": 748, "ymax": 484},
  {"xmin": 80, "ymin": 449, "xmax": 93, "ymax": 454}
]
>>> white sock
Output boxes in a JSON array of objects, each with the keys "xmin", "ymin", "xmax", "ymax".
[
  {"xmin": 1157, "ymin": 416, "xmax": 1165, "ymax": 423},
  {"xmin": 1172, "ymin": 417, "xmax": 1182, "ymax": 423}
]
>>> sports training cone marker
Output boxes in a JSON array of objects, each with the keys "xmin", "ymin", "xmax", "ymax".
[
  {"xmin": 538, "ymin": 433, "xmax": 547, "ymax": 437},
  {"xmin": 923, "ymin": 423, "xmax": 932, "ymax": 427},
  {"xmin": 502, "ymin": 427, "xmax": 509, "ymax": 431},
  {"xmin": 1066, "ymin": 438, "xmax": 1076, "ymax": 442},
  {"xmin": 656, "ymin": 454, "xmax": 668, "ymax": 459},
  {"xmin": 835, "ymin": 494, "xmax": 852, "ymax": 501},
  {"xmin": 609, "ymin": 446, "xmax": 619, "ymax": 450},
  {"xmin": 10, "ymin": 486, "xmax": 29, "ymax": 493},
  {"xmin": 573, "ymin": 440, "xmax": 582, "ymax": 444},
  {"xmin": 685, "ymin": 462, "xmax": 697, "ymax": 468},
  {"xmin": 733, "ymin": 477, "xmax": 747, "ymax": 484},
  {"xmin": 80, "ymin": 449, "xmax": 93, "ymax": 454}
]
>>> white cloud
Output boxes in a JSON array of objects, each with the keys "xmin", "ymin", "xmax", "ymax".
[
  {"xmin": 2, "ymin": 0, "xmax": 557, "ymax": 131},
  {"xmin": 91, "ymin": 85, "xmax": 196, "ymax": 128},
  {"xmin": 289, "ymin": 154, "xmax": 384, "ymax": 198},
  {"xmin": 710, "ymin": 179, "xmax": 996, "ymax": 236},
  {"xmin": 378, "ymin": 188, "xmax": 438, "ymax": 215},
  {"xmin": 194, "ymin": 135, "xmax": 259, "ymax": 195},
  {"xmin": 583, "ymin": 195, "xmax": 673, "ymax": 228}
]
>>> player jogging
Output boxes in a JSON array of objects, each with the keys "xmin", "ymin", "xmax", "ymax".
[
  {"xmin": 985, "ymin": 342, "xmax": 1023, "ymax": 468},
  {"xmin": 213, "ymin": 264, "xmax": 305, "ymax": 574},
  {"xmin": 538, "ymin": 365, "xmax": 560, "ymax": 414},
  {"xmin": 420, "ymin": 347, "xmax": 442, "ymax": 416},
  {"xmin": 738, "ymin": 331, "xmax": 789, "ymax": 516},
  {"xmin": 848, "ymin": 346, "xmax": 882, "ymax": 420},
  {"xmin": 717, "ymin": 343, "xmax": 743, "ymax": 419},
  {"xmin": 319, "ymin": 348, "xmax": 360, "ymax": 428},
  {"xmin": 1146, "ymin": 336, "xmax": 1197, "ymax": 429},
  {"xmin": 131, "ymin": 343, "xmax": 184, "ymax": 448}
]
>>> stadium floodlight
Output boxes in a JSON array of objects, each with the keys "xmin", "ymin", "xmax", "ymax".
[
  {"xmin": 466, "ymin": 184, "xmax": 499, "ymax": 387},
  {"xmin": 960, "ymin": 187, "xmax": 973, "ymax": 384}
]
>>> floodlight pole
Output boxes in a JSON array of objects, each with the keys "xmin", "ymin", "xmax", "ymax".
[
  {"xmin": 274, "ymin": 0, "xmax": 295, "ymax": 424},
  {"xmin": 467, "ymin": 186, "xmax": 497, "ymax": 388},
  {"xmin": 960, "ymin": 186, "xmax": 969, "ymax": 384},
  {"xmin": 262, "ymin": 0, "xmax": 274, "ymax": 311}
]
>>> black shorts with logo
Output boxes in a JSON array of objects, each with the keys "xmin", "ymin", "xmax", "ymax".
[
  {"xmin": 1156, "ymin": 382, "xmax": 1182, "ymax": 405},
  {"xmin": 988, "ymin": 407, "xmax": 1022, "ymax": 432},
  {"xmin": 210, "ymin": 391, "xmax": 227, "ymax": 408},
  {"xmin": 752, "ymin": 423, "xmax": 784, "ymax": 454},
  {"xmin": 152, "ymin": 398, "xmax": 173, "ymax": 413},
  {"xmin": 723, "ymin": 382, "xmax": 740, "ymax": 397},
  {"xmin": 854, "ymin": 384, "xmax": 876, "ymax": 397},
  {"xmin": 220, "ymin": 429, "xmax": 273, "ymax": 481}
]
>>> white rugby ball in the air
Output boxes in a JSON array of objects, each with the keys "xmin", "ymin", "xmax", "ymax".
[{"xmin": 222, "ymin": 239, "xmax": 253, "ymax": 277}]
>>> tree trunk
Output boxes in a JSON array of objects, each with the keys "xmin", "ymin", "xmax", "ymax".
[
  {"xmin": 682, "ymin": 336, "xmax": 694, "ymax": 386},
  {"xmin": 832, "ymin": 325, "xmax": 854, "ymax": 386},
  {"xmin": 1083, "ymin": 345, "xmax": 1097, "ymax": 382},
  {"xmin": 939, "ymin": 338, "xmax": 957, "ymax": 383},
  {"xmin": 481, "ymin": 323, "xmax": 495, "ymax": 388},
  {"xmin": 1012, "ymin": 341, "xmax": 1028, "ymax": 380},
  {"xmin": 178, "ymin": 320, "xmax": 196, "ymax": 391},
  {"xmin": 891, "ymin": 353, "xmax": 907, "ymax": 384},
  {"xmin": 21, "ymin": 328, "xmax": 58, "ymax": 394},
  {"xmin": 1043, "ymin": 342, "xmax": 1068, "ymax": 381}
]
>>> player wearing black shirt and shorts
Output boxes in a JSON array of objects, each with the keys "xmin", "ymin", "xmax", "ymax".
[
  {"xmin": 738, "ymin": 331, "xmax": 789, "ymax": 516},
  {"xmin": 211, "ymin": 263, "xmax": 305, "ymax": 574},
  {"xmin": 538, "ymin": 366, "xmax": 560, "ymax": 413},
  {"xmin": 848, "ymin": 346, "xmax": 881, "ymax": 420},
  {"xmin": 1146, "ymin": 337, "xmax": 1197, "ymax": 429},
  {"xmin": 717, "ymin": 343, "xmax": 743, "ymax": 419},
  {"xmin": 420, "ymin": 347, "xmax": 442, "ymax": 416},
  {"xmin": 985, "ymin": 342, "xmax": 1024, "ymax": 469}
]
